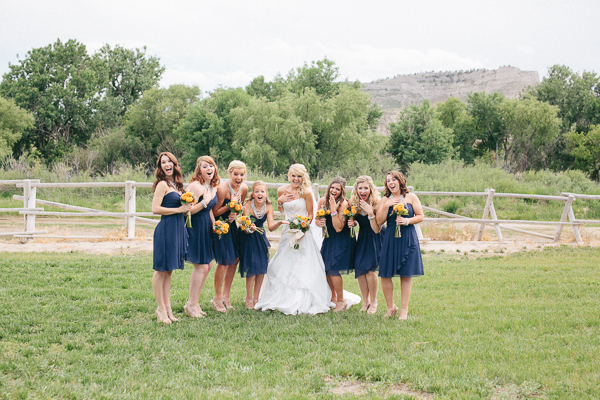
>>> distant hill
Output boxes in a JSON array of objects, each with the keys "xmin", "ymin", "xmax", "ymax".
[{"xmin": 363, "ymin": 66, "xmax": 539, "ymax": 135}]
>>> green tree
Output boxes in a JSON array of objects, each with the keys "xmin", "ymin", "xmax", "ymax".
[
  {"xmin": 466, "ymin": 92, "xmax": 506, "ymax": 164},
  {"xmin": 0, "ymin": 97, "xmax": 34, "ymax": 159},
  {"xmin": 387, "ymin": 100, "xmax": 454, "ymax": 171},
  {"xmin": 124, "ymin": 84, "xmax": 200, "ymax": 160},
  {"xmin": 437, "ymin": 97, "xmax": 478, "ymax": 164},
  {"xmin": 501, "ymin": 96, "xmax": 561, "ymax": 172},
  {"xmin": 567, "ymin": 125, "xmax": 600, "ymax": 181},
  {"xmin": 175, "ymin": 88, "xmax": 251, "ymax": 171},
  {"xmin": 0, "ymin": 39, "xmax": 102, "ymax": 161},
  {"xmin": 286, "ymin": 58, "xmax": 342, "ymax": 99}
]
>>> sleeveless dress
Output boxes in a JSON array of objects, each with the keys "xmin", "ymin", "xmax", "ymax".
[
  {"xmin": 321, "ymin": 214, "xmax": 355, "ymax": 276},
  {"xmin": 254, "ymin": 198, "xmax": 331, "ymax": 315},
  {"xmin": 238, "ymin": 214, "xmax": 270, "ymax": 278},
  {"xmin": 186, "ymin": 193, "xmax": 218, "ymax": 265},
  {"xmin": 212, "ymin": 197, "xmax": 239, "ymax": 266},
  {"xmin": 153, "ymin": 191, "xmax": 188, "ymax": 272},
  {"xmin": 354, "ymin": 212, "xmax": 385, "ymax": 278},
  {"xmin": 378, "ymin": 203, "xmax": 423, "ymax": 278}
]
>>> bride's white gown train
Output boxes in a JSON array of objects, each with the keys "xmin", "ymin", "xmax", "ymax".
[{"xmin": 254, "ymin": 198, "xmax": 360, "ymax": 315}]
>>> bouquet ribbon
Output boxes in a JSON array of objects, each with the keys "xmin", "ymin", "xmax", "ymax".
[{"xmin": 288, "ymin": 229, "xmax": 305, "ymax": 249}]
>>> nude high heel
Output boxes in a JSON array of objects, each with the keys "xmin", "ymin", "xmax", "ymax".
[
  {"xmin": 398, "ymin": 308, "xmax": 409, "ymax": 320},
  {"xmin": 155, "ymin": 308, "xmax": 172, "ymax": 324},
  {"xmin": 184, "ymin": 302, "xmax": 205, "ymax": 319},
  {"xmin": 360, "ymin": 302, "xmax": 370, "ymax": 312},
  {"xmin": 333, "ymin": 300, "xmax": 348, "ymax": 312},
  {"xmin": 367, "ymin": 302, "xmax": 378, "ymax": 315},
  {"xmin": 383, "ymin": 305, "xmax": 398, "ymax": 319},
  {"xmin": 211, "ymin": 297, "xmax": 227, "ymax": 313}
]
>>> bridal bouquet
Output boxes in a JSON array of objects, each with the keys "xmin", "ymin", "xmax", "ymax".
[
  {"xmin": 343, "ymin": 205, "xmax": 358, "ymax": 238},
  {"xmin": 236, "ymin": 213, "xmax": 264, "ymax": 234},
  {"xmin": 390, "ymin": 203, "xmax": 409, "ymax": 238},
  {"xmin": 315, "ymin": 208, "xmax": 331, "ymax": 238},
  {"xmin": 288, "ymin": 215, "xmax": 311, "ymax": 249},
  {"xmin": 227, "ymin": 200, "xmax": 243, "ymax": 215},
  {"xmin": 213, "ymin": 219, "xmax": 230, "ymax": 239},
  {"xmin": 180, "ymin": 191, "xmax": 197, "ymax": 228}
]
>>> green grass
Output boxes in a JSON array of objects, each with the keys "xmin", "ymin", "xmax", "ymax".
[{"xmin": 1, "ymin": 247, "xmax": 599, "ymax": 399}]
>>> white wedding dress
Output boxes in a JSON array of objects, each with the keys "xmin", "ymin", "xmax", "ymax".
[{"xmin": 255, "ymin": 198, "xmax": 360, "ymax": 315}]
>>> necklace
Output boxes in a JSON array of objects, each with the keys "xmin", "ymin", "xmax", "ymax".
[
  {"xmin": 251, "ymin": 199, "xmax": 266, "ymax": 219},
  {"xmin": 228, "ymin": 180, "xmax": 241, "ymax": 198},
  {"xmin": 166, "ymin": 179, "xmax": 179, "ymax": 193}
]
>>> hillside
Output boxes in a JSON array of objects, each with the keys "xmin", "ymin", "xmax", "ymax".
[{"xmin": 363, "ymin": 66, "xmax": 540, "ymax": 135}]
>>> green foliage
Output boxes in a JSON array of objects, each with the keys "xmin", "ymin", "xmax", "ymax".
[
  {"xmin": 87, "ymin": 127, "xmax": 148, "ymax": 173},
  {"xmin": 437, "ymin": 97, "xmax": 478, "ymax": 164},
  {"xmin": 387, "ymin": 100, "xmax": 454, "ymax": 171},
  {"xmin": 466, "ymin": 91, "xmax": 506, "ymax": 158},
  {"xmin": 124, "ymin": 84, "xmax": 200, "ymax": 160},
  {"xmin": 0, "ymin": 96, "xmax": 34, "ymax": 159},
  {"xmin": 567, "ymin": 125, "xmax": 600, "ymax": 181}
]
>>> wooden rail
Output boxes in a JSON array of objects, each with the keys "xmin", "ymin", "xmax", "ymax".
[{"xmin": 1, "ymin": 179, "xmax": 598, "ymax": 244}]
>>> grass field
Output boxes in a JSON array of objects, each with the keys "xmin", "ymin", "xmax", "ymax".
[{"xmin": 1, "ymin": 247, "xmax": 599, "ymax": 399}]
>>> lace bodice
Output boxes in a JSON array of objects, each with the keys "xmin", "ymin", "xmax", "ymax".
[{"xmin": 282, "ymin": 198, "xmax": 308, "ymax": 220}]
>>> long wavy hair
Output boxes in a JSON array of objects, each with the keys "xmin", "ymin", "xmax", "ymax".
[
  {"xmin": 245, "ymin": 180, "xmax": 272, "ymax": 205},
  {"xmin": 153, "ymin": 152, "xmax": 184, "ymax": 192},
  {"xmin": 324, "ymin": 176, "xmax": 347, "ymax": 210},
  {"xmin": 288, "ymin": 164, "xmax": 311, "ymax": 197},
  {"xmin": 190, "ymin": 155, "xmax": 220, "ymax": 187},
  {"xmin": 349, "ymin": 175, "xmax": 381, "ymax": 207},
  {"xmin": 383, "ymin": 171, "xmax": 408, "ymax": 198}
]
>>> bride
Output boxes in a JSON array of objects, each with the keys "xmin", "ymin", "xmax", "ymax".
[{"xmin": 254, "ymin": 164, "xmax": 359, "ymax": 315}]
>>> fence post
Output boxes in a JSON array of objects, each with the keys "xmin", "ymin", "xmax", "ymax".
[
  {"xmin": 476, "ymin": 188, "xmax": 495, "ymax": 241},
  {"xmin": 125, "ymin": 181, "xmax": 136, "ymax": 239},
  {"xmin": 487, "ymin": 189, "xmax": 503, "ymax": 241},
  {"xmin": 408, "ymin": 186, "xmax": 423, "ymax": 240},
  {"xmin": 554, "ymin": 195, "xmax": 575, "ymax": 242},
  {"xmin": 567, "ymin": 202, "xmax": 583, "ymax": 244},
  {"xmin": 21, "ymin": 179, "xmax": 37, "ymax": 243},
  {"xmin": 311, "ymin": 183, "xmax": 320, "ymax": 204}
]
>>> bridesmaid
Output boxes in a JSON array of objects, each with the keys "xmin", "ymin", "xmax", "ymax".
[
  {"xmin": 184, "ymin": 156, "xmax": 220, "ymax": 319},
  {"xmin": 348, "ymin": 175, "xmax": 384, "ymax": 314},
  {"xmin": 376, "ymin": 171, "xmax": 424, "ymax": 320},
  {"xmin": 238, "ymin": 181, "xmax": 288, "ymax": 308},
  {"xmin": 212, "ymin": 160, "xmax": 248, "ymax": 312},
  {"xmin": 315, "ymin": 176, "xmax": 355, "ymax": 312},
  {"xmin": 151, "ymin": 152, "xmax": 191, "ymax": 324}
]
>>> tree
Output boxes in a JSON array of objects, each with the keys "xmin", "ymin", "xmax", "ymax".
[
  {"xmin": 0, "ymin": 97, "xmax": 34, "ymax": 159},
  {"xmin": 387, "ymin": 100, "xmax": 454, "ymax": 171},
  {"xmin": 501, "ymin": 96, "xmax": 561, "ymax": 172},
  {"xmin": 286, "ymin": 58, "xmax": 342, "ymax": 99},
  {"xmin": 567, "ymin": 125, "xmax": 600, "ymax": 181},
  {"xmin": 0, "ymin": 39, "xmax": 102, "ymax": 161},
  {"xmin": 466, "ymin": 92, "xmax": 506, "ymax": 165},
  {"xmin": 124, "ymin": 84, "xmax": 200, "ymax": 160},
  {"xmin": 437, "ymin": 97, "xmax": 478, "ymax": 164}
]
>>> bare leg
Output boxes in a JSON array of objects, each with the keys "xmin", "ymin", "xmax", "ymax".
[
  {"xmin": 152, "ymin": 271, "xmax": 167, "ymax": 314},
  {"xmin": 357, "ymin": 274, "xmax": 369, "ymax": 311},
  {"xmin": 162, "ymin": 271, "xmax": 176, "ymax": 321},
  {"xmin": 399, "ymin": 277, "xmax": 413, "ymax": 319},
  {"xmin": 326, "ymin": 276, "xmax": 336, "ymax": 303},
  {"xmin": 212, "ymin": 263, "xmax": 227, "ymax": 312},
  {"xmin": 380, "ymin": 277, "xmax": 397, "ymax": 317},
  {"xmin": 330, "ymin": 275, "xmax": 346, "ymax": 311},
  {"xmin": 253, "ymin": 274, "xmax": 265, "ymax": 302},
  {"xmin": 187, "ymin": 263, "xmax": 211, "ymax": 316},
  {"xmin": 222, "ymin": 259, "xmax": 238, "ymax": 309},
  {"xmin": 244, "ymin": 276, "xmax": 255, "ymax": 308},
  {"xmin": 366, "ymin": 271, "xmax": 379, "ymax": 305}
]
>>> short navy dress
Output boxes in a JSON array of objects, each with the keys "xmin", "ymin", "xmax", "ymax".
[
  {"xmin": 321, "ymin": 214, "xmax": 356, "ymax": 276},
  {"xmin": 186, "ymin": 193, "xmax": 218, "ymax": 265},
  {"xmin": 212, "ymin": 198, "xmax": 239, "ymax": 266},
  {"xmin": 238, "ymin": 214, "xmax": 271, "ymax": 278},
  {"xmin": 153, "ymin": 191, "xmax": 188, "ymax": 271},
  {"xmin": 354, "ymin": 212, "xmax": 385, "ymax": 278},
  {"xmin": 378, "ymin": 203, "xmax": 423, "ymax": 278}
]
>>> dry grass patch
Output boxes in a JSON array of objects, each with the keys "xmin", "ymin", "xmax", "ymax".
[{"xmin": 327, "ymin": 378, "xmax": 434, "ymax": 399}]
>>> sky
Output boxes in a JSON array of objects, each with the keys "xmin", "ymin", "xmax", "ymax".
[{"xmin": 1, "ymin": 0, "xmax": 600, "ymax": 94}]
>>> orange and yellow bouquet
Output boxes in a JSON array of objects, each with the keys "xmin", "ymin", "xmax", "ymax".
[
  {"xmin": 288, "ymin": 215, "xmax": 311, "ymax": 249},
  {"xmin": 236, "ymin": 213, "xmax": 264, "ymax": 234},
  {"xmin": 390, "ymin": 203, "xmax": 409, "ymax": 238},
  {"xmin": 227, "ymin": 200, "xmax": 243, "ymax": 215},
  {"xmin": 315, "ymin": 208, "xmax": 331, "ymax": 238},
  {"xmin": 180, "ymin": 191, "xmax": 197, "ymax": 228},
  {"xmin": 343, "ymin": 205, "xmax": 358, "ymax": 238},
  {"xmin": 213, "ymin": 219, "xmax": 230, "ymax": 240}
]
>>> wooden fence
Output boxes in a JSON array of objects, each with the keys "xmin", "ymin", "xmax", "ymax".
[{"xmin": 1, "ymin": 179, "xmax": 599, "ymax": 244}]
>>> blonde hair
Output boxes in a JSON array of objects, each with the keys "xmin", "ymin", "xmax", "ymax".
[
  {"xmin": 227, "ymin": 160, "xmax": 246, "ymax": 175},
  {"xmin": 350, "ymin": 175, "xmax": 381, "ymax": 207},
  {"xmin": 245, "ymin": 180, "xmax": 272, "ymax": 205},
  {"xmin": 190, "ymin": 156, "xmax": 220, "ymax": 187},
  {"xmin": 288, "ymin": 163, "xmax": 311, "ymax": 196}
]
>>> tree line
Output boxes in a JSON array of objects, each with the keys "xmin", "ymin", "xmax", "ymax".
[{"xmin": 1, "ymin": 39, "xmax": 599, "ymax": 181}]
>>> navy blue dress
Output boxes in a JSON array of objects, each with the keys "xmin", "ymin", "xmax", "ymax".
[
  {"xmin": 153, "ymin": 191, "xmax": 188, "ymax": 272},
  {"xmin": 354, "ymin": 212, "xmax": 385, "ymax": 278},
  {"xmin": 212, "ymin": 198, "xmax": 239, "ymax": 266},
  {"xmin": 186, "ymin": 193, "xmax": 218, "ymax": 265},
  {"xmin": 321, "ymin": 214, "xmax": 356, "ymax": 276},
  {"xmin": 378, "ymin": 203, "xmax": 423, "ymax": 278},
  {"xmin": 238, "ymin": 214, "xmax": 271, "ymax": 278}
]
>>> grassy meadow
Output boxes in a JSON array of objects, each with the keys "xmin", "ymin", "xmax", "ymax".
[{"xmin": 1, "ymin": 246, "xmax": 599, "ymax": 399}]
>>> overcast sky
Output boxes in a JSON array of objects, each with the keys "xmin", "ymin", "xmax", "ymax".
[{"xmin": 1, "ymin": 0, "xmax": 599, "ymax": 94}]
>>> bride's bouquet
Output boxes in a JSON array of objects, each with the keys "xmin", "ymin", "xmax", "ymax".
[{"xmin": 288, "ymin": 215, "xmax": 311, "ymax": 249}]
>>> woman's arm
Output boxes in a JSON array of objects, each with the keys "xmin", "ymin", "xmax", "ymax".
[
  {"xmin": 188, "ymin": 181, "xmax": 205, "ymax": 216},
  {"xmin": 266, "ymin": 205, "xmax": 288, "ymax": 231},
  {"xmin": 376, "ymin": 197, "xmax": 395, "ymax": 226},
  {"xmin": 331, "ymin": 199, "xmax": 346, "ymax": 233},
  {"xmin": 212, "ymin": 183, "xmax": 229, "ymax": 218},
  {"xmin": 210, "ymin": 210, "xmax": 215, "ymax": 225},
  {"xmin": 398, "ymin": 193, "xmax": 424, "ymax": 225},
  {"xmin": 361, "ymin": 200, "xmax": 381, "ymax": 233},
  {"xmin": 304, "ymin": 190, "xmax": 314, "ymax": 220},
  {"xmin": 314, "ymin": 197, "xmax": 326, "ymax": 227},
  {"xmin": 152, "ymin": 182, "xmax": 189, "ymax": 215}
]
